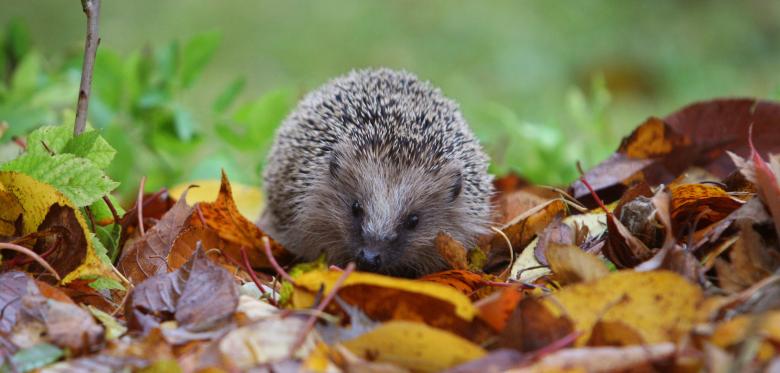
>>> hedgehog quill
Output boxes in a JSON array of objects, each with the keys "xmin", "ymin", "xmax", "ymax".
[{"xmin": 260, "ymin": 69, "xmax": 493, "ymax": 277}]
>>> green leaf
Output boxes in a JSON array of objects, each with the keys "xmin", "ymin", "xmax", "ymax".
[
  {"xmin": 84, "ymin": 274, "xmax": 125, "ymax": 291},
  {"xmin": 95, "ymin": 223, "xmax": 122, "ymax": 262},
  {"xmin": 218, "ymin": 88, "xmax": 293, "ymax": 151},
  {"xmin": 213, "ymin": 76, "xmax": 246, "ymax": 114},
  {"xmin": 6, "ymin": 19, "xmax": 31, "ymax": 62},
  {"xmin": 90, "ymin": 233, "xmax": 112, "ymax": 265},
  {"xmin": 179, "ymin": 31, "xmax": 220, "ymax": 89},
  {"xmin": 0, "ymin": 153, "xmax": 119, "ymax": 206},
  {"xmin": 5, "ymin": 343, "xmax": 63, "ymax": 373},
  {"xmin": 62, "ymin": 130, "xmax": 117, "ymax": 169},
  {"xmin": 87, "ymin": 305, "xmax": 127, "ymax": 340},
  {"xmin": 10, "ymin": 52, "xmax": 41, "ymax": 96},
  {"xmin": 90, "ymin": 194, "xmax": 125, "ymax": 223},
  {"xmin": 26, "ymin": 124, "xmax": 72, "ymax": 156},
  {"xmin": 173, "ymin": 106, "xmax": 196, "ymax": 141}
]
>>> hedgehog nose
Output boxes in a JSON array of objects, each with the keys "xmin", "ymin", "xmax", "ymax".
[{"xmin": 356, "ymin": 249, "xmax": 382, "ymax": 272}]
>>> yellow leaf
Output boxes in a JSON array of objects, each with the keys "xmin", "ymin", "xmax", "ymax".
[
  {"xmin": 543, "ymin": 270, "xmax": 702, "ymax": 346},
  {"xmin": 293, "ymin": 269, "xmax": 476, "ymax": 322},
  {"xmin": 546, "ymin": 244, "xmax": 610, "ymax": 285},
  {"xmin": 710, "ymin": 311, "xmax": 780, "ymax": 362},
  {"xmin": 169, "ymin": 179, "xmax": 264, "ymax": 220},
  {"xmin": 342, "ymin": 321, "xmax": 486, "ymax": 372},
  {"xmin": 0, "ymin": 181, "xmax": 23, "ymax": 236},
  {"xmin": 0, "ymin": 172, "xmax": 114, "ymax": 284}
]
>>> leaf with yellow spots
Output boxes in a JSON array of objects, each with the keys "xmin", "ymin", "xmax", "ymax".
[
  {"xmin": 0, "ymin": 171, "xmax": 116, "ymax": 284},
  {"xmin": 542, "ymin": 270, "xmax": 702, "ymax": 346},
  {"xmin": 342, "ymin": 321, "xmax": 486, "ymax": 373}
]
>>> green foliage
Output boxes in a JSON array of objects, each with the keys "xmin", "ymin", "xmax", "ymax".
[{"xmin": 1, "ymin": 343, "xmax": 63, "ymax": 373}]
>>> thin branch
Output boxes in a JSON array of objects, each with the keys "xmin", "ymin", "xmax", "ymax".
[
  {"xmin": 101, "ymin": 195, "xmax": 121, "ymax": 225},
  {"xmin": 74, "ymin": 0, "xmax": 101, "ymax": 136},
  {"xmin": 0, "ymin": 242, "xmax": 61, "ymax": 281},
  {"xmin": 262, "ymin": 236, "xmax": 295, "ymax": 284}
]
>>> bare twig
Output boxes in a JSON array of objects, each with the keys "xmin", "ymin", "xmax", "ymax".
[
  {"xmin": 101, "ymin": 195, "xmax": 121, "ymax": 225},
  {"xmin": 74, "ymin": 0, "xmax": 101, "ymax": 136},
  {"xmin": 262, "ymin": 236, "xmax": 295, "ymax": 284},
  {"xmin": 137, "ymin": 176, "xmax": 146, "ymax": 236},
  {"xmin": 290, "ymin": 262, "xmax": 356, "ymax": 356},
  {"xmin": 0, "ymin": 242, "xmax": 61, "ymax": 281},
  {"xmin": 239, "ymin": 246, "xmax": 270, "ymax": 298}
]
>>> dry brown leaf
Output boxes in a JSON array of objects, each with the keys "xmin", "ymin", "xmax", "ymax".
[
  {"xmin": 495, "ymin": 297, "xmax": 575, "ymax": 352},
  {"xmin": 117, "ymin": 189, "xmax": 194, "ymax": 284},
  {"xmin": 434, "ymin": 232, "xmax": 468, "ymax": 270}
]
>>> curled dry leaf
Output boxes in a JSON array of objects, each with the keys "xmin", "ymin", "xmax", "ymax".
[
  {"xmin": 0, "ymin": 172, "xmax": 113, "ymax": 284},
  {"xmin": 475, "ymin": 286, "xmax": 525, "ymax": 332},
  {"xmin": 484, "ymin": 199, "xmax": 567, "ymax": 274},
  {"xmin": 125, "ymin": 246, "xmax": 239, "ymax": 343},
  {"xmin": 670, "ymin": 183, "xmax": 743, "ymax": 238},
  {"xmin": 543, "ymin": 270, "xmax": 702, "ymax": 346},
  {"xmin": 341, "ymin": 320, "xmax": 486, "ymax": 373},
  {"xmin": 117, "ymin": 189, "xmax": 194, "ymax": 284},
  {"xmin": 167, "ymin": 171, "xmax": 293, "ymax": 271},
  {"xmin": 713, "ymin": 220, "xmax": 780, "ymax": 293},
  {"xmin": 0, "ymin": 271, "xmax": 39, "ymax": 333}
]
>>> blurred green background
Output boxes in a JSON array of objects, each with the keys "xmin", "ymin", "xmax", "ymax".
[{"xmin": 1, "ymin": 1, "xmax": 779, "ymax": 199}]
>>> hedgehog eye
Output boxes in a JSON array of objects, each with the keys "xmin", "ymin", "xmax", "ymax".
[
  {"xmin": 404, "ymin": 214, "xmax": 419, "ymax": 230},
  {"xmin": 351, "ymin": 201, "xmax": 363, "ymax": 217}
]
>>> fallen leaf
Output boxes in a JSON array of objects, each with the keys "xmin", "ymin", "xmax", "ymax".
[
  {"xmin": 475, "ymin": 286, "xmax": 525, "ymax": 332},
  {"xmin": 0, "ymin": 172, "xmax": 113, "ymax": 284},
  {"xmin": 546, "ymin": 244, "xmax": 610, "ymax": 285},
  {"xmin": 586, "ymin": 320, "xmax": 645, "ymax": 346},
  {"xmin": 434, "ymin": 232, "xmax": 468, "ymax": 270},
  {"xmin": 543, "ymin": 270, "xmax": 702, "ymax": 345},
  {"xmin": 710, "ymin": 311, "xmax": 780, "ymax": 362},
  {"xmin": 485, "ymin": 199, "xmax": 567, "ymax": 275},
  {"xmin": 14, "ymin": 295, "xmax": 104, "ymax": 355},
  {"xmin": 495, "ymin": 297, "xmax": 575, "ymax": 352},
  {"xmin": 419, "ymin": 269, "xmax": 485, "ymax": 296},
  {"xmin": 507, "ymin": 343, "xmax": 676, "ymax": 373},
  {"xmin": 217, "ymin": 316, "xmax": 314, "ymax": 369},
  {"xmin": 342, "ymin": 321, "xmax": 486, "ymax": 373},
  {"xmin": 169, "ymin": 178, "xmax": 264, "ymax": 221},
  {"xmin": 117, "ymin": 189, "xmax": 194, "ymax": 284},
  {"xmin": 293, "ymin": 269, "xmax": 479, "ymax": 337},
  {"xmin": 0, "ymin": 271, "xmax": 39, "ymax": 333},
  {"xmin": 167, "ymin": 171, "xmax": 293, "ymax": 271},
  {"xmin": 670, "ymin": 183, "xmax": 743, "ymax": 237},
  {"xmin": 572, "ymin": 98, "xmax": 780, "ymax": 204},
  {"xmin": 125, "ymin": 246, "xmax": 239, "ymax": 343}
]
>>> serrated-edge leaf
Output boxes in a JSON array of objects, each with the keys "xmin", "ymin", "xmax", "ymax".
[
  {"xmin": 26, "ymin": 124, "xmax": 72, "ymax": 156},
  {"xmin": 0, "ymin": 153, "xmax": 118, "ymax": 207},
  {"xmin": 84, "ymin": 274, "xmax": 125, "ymax": 292},
  {"xmin": 63, "ymin": 130, "xmax": 116, "ymax": 169}
]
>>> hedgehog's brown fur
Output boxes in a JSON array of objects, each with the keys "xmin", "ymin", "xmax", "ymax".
[{"xmin": 260, "ymin": 68, "xmax": 493, "ymax": 277}]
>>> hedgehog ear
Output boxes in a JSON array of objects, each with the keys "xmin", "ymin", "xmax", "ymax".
[{"xmin": 449, "ymin": 171, "xmax": 462, "ymax": 202}]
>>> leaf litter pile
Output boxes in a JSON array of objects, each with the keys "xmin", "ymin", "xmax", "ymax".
[{"xmin": 2, "ymin": 98, "xmax": 780, "ymax": 372}]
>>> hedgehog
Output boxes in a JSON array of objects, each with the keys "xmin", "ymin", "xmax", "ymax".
[{"xmin": 260, "ymin": 68, "xmax": 493, "ymax": 277}]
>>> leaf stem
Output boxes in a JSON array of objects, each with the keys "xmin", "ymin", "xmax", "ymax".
[{"xmin": 0, "ymin": 242, "xmax": 61, "ymax": 281}]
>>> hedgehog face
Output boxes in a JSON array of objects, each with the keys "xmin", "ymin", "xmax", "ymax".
[{"xmin": 320, "ymin": 151, "xmax": 464, "ymax": 277}]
